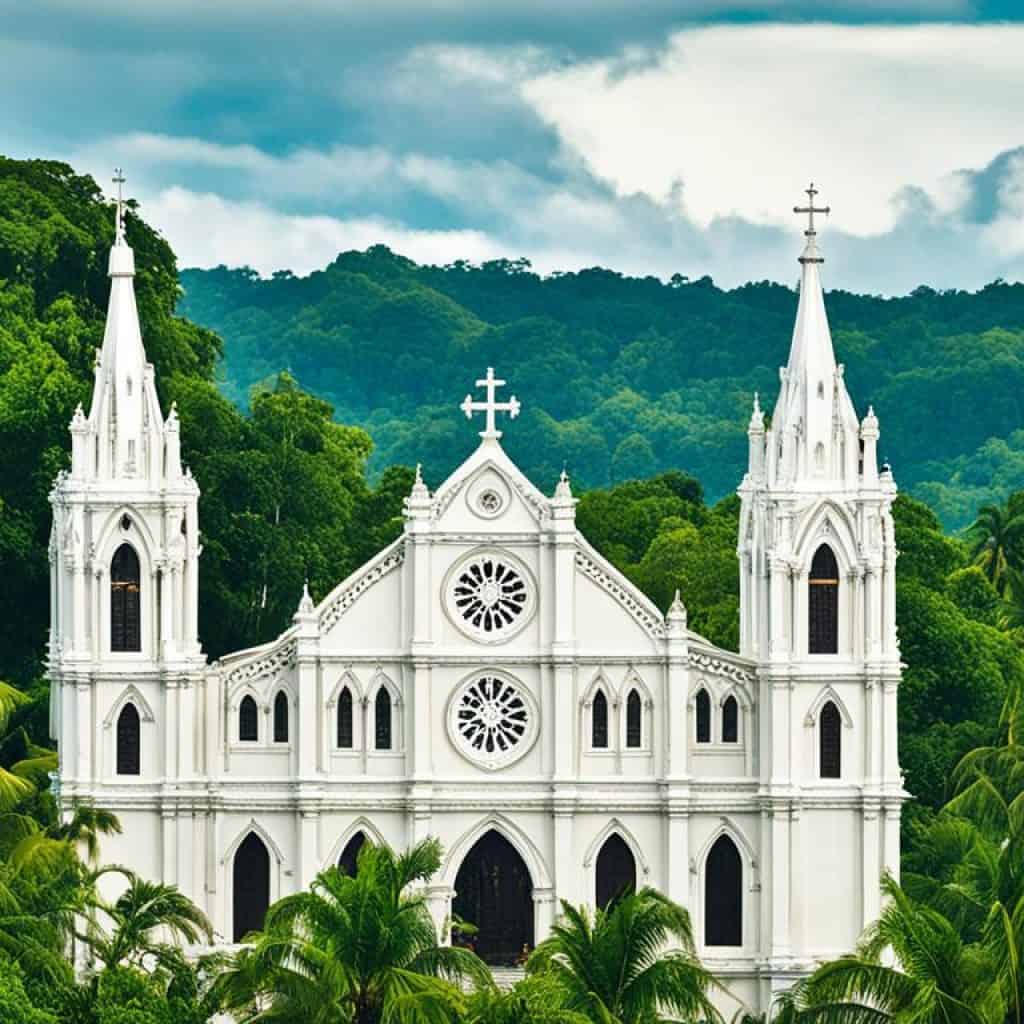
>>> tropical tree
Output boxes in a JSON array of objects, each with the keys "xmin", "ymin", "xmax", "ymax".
[
  {"xmin": 968, "ymin": 496, "xmax": 1024, "ymax": 593},
  {"xmin": 85, "ymin": 874, "xmax": 213, "ymax": 971},
  {"xmin": 789, "ymin": 874, "xmax": 1006, "ymax": 1024},
  {"xmin": 464, "ymin": 973, "xmax": 590, "ymax": 1024},
  {"xmin": 527, "ymin": 887, "xmax": 720, "ymax": 1024},
  {"xmin": 215, "ymin": 837, "xmax": 489, "ymax": 1024}
]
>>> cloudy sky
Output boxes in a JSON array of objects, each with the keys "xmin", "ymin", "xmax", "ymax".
[{"xmin": 3, "ymin": 0, "xmax": 1023, "ymax": 292}]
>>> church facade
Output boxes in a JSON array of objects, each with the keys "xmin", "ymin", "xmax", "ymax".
[{"xmin": 49, "ymin": 183, "xmax": 905, "ymax": 1012}]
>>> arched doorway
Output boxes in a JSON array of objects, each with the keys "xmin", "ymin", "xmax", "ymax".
[
  {"xmin": 338, "ymin": 831, "xmax": 367, "ymax": 875},
  {"xmin": 595, "ymin": 833, "xmax": 636, "ymax": 909},
  {"xmin": 233, "ymin": 832, "xmax": 270, "ymax": 943},
  {"xmin": 452, "ymin": 830, "xmax": 533, "ymax": 966}
]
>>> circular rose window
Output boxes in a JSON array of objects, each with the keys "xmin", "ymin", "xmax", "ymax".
[
  {"xmin": 448, "ymin": 673, "xmax": 538, "ymax": 769},
  {"xmin": 449, "ymin": 554, "xmax": 532, "ymax": 641}
]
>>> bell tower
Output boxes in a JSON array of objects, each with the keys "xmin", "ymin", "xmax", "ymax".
[
  {"xmin": 49, "ymin": 170, "xmax": 203, "ymax": 794},
  {"xmin": 737, "ymin": 186, "xmax": 904, "ymax": 988}
]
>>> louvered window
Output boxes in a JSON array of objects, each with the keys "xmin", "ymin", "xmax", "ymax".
[
  {"xmin": 820, "ymin": 700, "xmax": 842, "ymax": 778},
  {"xmin": 239, "ymin": 695, "xmax": 258, "ymax": 742},
  {"xmin": 625, "ymin": 689, "xmax": 642, "ymax": 748},
  {"xmin": 722, "ymin": 696, "xmax": 738, "ymax": 743},
  {"xmin": 592, "ymin": 690, "xmax": 608, "ymax": 749},
  {"xmin": 809, "ymin": 545, "xmax": 839, "ymax": 654},
  {"xmin": 337, "ymin": 687, "xmax": 354, "ymax": 748},
  {"xmin": 695, "ymin": 689, "xmax": 711, "ymax": 743},
  {"xmin": 273, "ymin": 691, "xmax": 289, "ymax": 743},
  {"xmin": 375, "ymin": 689, "xmax": 392, "ymax": 750},
  {"xmin": 116, "ymin": 703, "xmax": 140, "ymax": 775},
  {"xmin": 110, "ymin": 544, "xmax": 141, "ymax": 652}
]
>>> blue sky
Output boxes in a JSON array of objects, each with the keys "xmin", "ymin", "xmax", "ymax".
[{"xmin": 3, "ymin": 1, "xmax": 1023, "ymax": 293}]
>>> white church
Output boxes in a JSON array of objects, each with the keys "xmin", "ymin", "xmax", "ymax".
[{"xmin": 48, "ymin": 182, "xmax": 905, "ymax": 1011}]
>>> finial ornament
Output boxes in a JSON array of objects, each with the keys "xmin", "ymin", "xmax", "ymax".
[
  {"xmin": 666, "ymin": 589, "xmax": 688, "ymax": 634},
  {"xmin": 113, "ymin": 168, "xmax": 127, "ymax": 243},
  {"xmin": 460, "ymin": 367, "xmax": 521, "ymax": 440},
  {"xmin": 794, "ymin": 182, "xmax": 829, "ymax": 265},
  {"xmin": 297, "ymin": 578, "xmax": 314, "ymax": 615},
  {"xmin": 554, "ymin": 467, "xmax": 573, "ymax": 501},
  {"xmin": 748, "ymin": 391, "xmax": 765, "ymax": 432}
]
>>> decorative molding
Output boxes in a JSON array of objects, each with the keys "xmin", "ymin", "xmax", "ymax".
[
  {"xmin": 319, "ymin": 543, "xmax": 405, "ymax": 633},
  {"xmin": 226, "ymin": 638, "xmax": 297, "ymax": 687},
  {"xmin": 575, "ymin": 550, "xmax": 666, "ymax": 639},
  {"xmin": 688, "ymin": 650, "xmax": 756, "ymax": 687}
]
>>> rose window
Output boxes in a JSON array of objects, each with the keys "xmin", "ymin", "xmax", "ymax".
[
  {"xmin": 451, "ymin": 556, "xmax": 529, "ymax": 637},
  {"xmin": 451, "ymin": 675, "xmax": 535, "ymax": 768}
]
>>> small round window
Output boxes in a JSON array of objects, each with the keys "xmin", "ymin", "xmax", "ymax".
[
  {"xmin": 477, "ymin": 489, "xmax": 503, "ymax": 515},
  {"xmin": 448, "ymin": 553, "xmax": 533, "ymax": 642}
]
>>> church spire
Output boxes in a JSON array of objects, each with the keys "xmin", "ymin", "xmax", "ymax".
[
  {"xmin": 78, "ymin": 170, "xmax": 168, "ymax": 482},
  {"xmin": 768, "ymin": 184, "xmax": 860, "ymax": 487}
]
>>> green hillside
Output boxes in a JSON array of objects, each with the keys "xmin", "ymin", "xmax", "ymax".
[{"xmin": 180, "ymin": 251, "xmax": 1024, "ymax": 529}]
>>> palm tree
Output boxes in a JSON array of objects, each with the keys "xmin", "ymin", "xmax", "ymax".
[
  {"xmin": 464, "ymin": 973, "xmax": 591, "ymax": 1024},
  {"xmin": 791, "ymin": 874, "xmax": 1006, "ymax": 1024},
  {"xmin": 968, "ymin": 499, "xmax": 1024, "ymax": 594},
  {"xmin": 215, "ymin": 837, "xmax": 489, "ymax": 1024},
  {"xmin": 527, "ymin": 888, "xmax": 721, "ymax": 1024},
  {"xmin": 87, "ymin": 873, "xmax": 213, "ymax": 971}
]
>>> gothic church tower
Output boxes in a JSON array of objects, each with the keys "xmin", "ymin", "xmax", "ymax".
[
  {"xmin": 737, "ymin": 187, "xmax": 904, "ymax": 982},
  {"xmin": 49, "ymin": 173, "xmax": 203, "ymax": 797}
]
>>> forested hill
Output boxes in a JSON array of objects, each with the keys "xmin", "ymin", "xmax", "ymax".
[{"xmin": 180, "ymin": 251, "xmax": 1024, "ymax": 529}]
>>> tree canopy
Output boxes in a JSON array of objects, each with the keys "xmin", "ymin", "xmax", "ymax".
[{"xmin": 180, "ymin": 248, "xmax": 1024, "ymax": 530}]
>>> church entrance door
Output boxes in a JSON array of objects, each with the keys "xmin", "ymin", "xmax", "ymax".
[{"xmin": 453, "ymin": 829, "xmax": 534, "ymax": 966}]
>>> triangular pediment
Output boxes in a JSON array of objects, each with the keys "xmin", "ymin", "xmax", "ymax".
[{"xmin": 429, "ymin": 439, "xmax": 551, "ymax": 531}]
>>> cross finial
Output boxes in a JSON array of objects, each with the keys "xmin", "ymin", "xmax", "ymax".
[
  {"xmin": 794, "ymin": 182, "xmax": 829, "ymax": 264},
  {"xmin": 794, "ymin": 182, "xmax": 829, "ymax": 237},
  {"xmin": 112, "ymin": 167, "xmax": 127, "ymax": 243},
  {"xmin": 460, "ymin": 367, "xmax": 521, "ymax": 440}
]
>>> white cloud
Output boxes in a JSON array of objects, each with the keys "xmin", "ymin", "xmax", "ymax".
[
  {"xmin": 144, "ymin": 187, "xmax": 506, "ymax": 275},
  {"xmin": 519, "ymin": 24, "xmax": 1024, "ymax": 236}
]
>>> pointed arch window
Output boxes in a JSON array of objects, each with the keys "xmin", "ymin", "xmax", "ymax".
[
  {"xmin": 820, "ymin": 700, "xmax": 842, "ymax": 779},
  {"xmin": 591, "ymin": 690, "xmax": 609, "ymax": 749},
  {"xmin": 116, "ymin": 702, "xmax": 140, "ymax": 775},
  {"xmin": 337, "ymin": 687, "xmax": 354, "ymax": 749},
  {"xmin": 273, "ymin": 691, "xmax": 289, "ymax": 743},
  {"xmin": 233, "ymin": 832, "xmax": 270, "ymax": 942},
  {"xmin": 596, "ymin": 834, "xmax": 637, "ymax": 909},
  {"xmin": 695, "ymin": 689, "xmax": 711, "ymax": 744},
  {"xmin": 339, "ymin": 831, "xmax": 367, "ymax": 875},
  {"xmin": 375, "ymin": 688, "xmax": 392, "ymax": 751},
  {"xmin": 110, "ymin": 544, "xmax": 141, "ymax": 652},
  {"xmin": 809, "ymin": 545, "xmax": 839, "ymax": 654},
  {"xmin": 239, "ymin": 695, "xmax": 258, "ymax": 743},
  {"xmin": 625, "ymin": 689, "xmax": 642, "ymax": 749},
  {"xmin": 721, "ymin": 696, "xmax": 739, "ymax": 744},
  {"xmin": 705, "ymin": 834, "xmax": 742, "ymax": 946}
]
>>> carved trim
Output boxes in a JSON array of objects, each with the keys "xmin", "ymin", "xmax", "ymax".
[
  {"xmin": 226, "ymin": 639, "xmax": 297, "ymax": 687},
  {"xmin": 574, "ymin": 550, "xmax": 666, "ymax": 639},
  {"xmin": 688, "ymin": 650, "xmax": 756, "ymax": 687},
  {"xmin": 319, "ymin": 543, "xmax": 406, "ymax": 633}
]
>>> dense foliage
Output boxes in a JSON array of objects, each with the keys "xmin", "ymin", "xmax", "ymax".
[
  {"xmin": 179, "ymin": 250, "xmax": 1024, "ymax": 530},
  {"xmin": 0, "ymin": 157, "xmax": 410, "ymax": 679}
]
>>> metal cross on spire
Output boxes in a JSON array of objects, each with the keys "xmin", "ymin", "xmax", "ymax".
[
  {"xmin": 112, "ymin": 168, "xmax": 126, "ymax": 242},
  {"xmin": 794, "ymin": 182, "xmax": 829, "ymax": 265},
  {"xmin": 460, "ymin": 367, "xmax": 521, "ymax": 440},
  {"xmin": 794, "ymin": 182, "xmax": 829, "ymax": 237}
]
